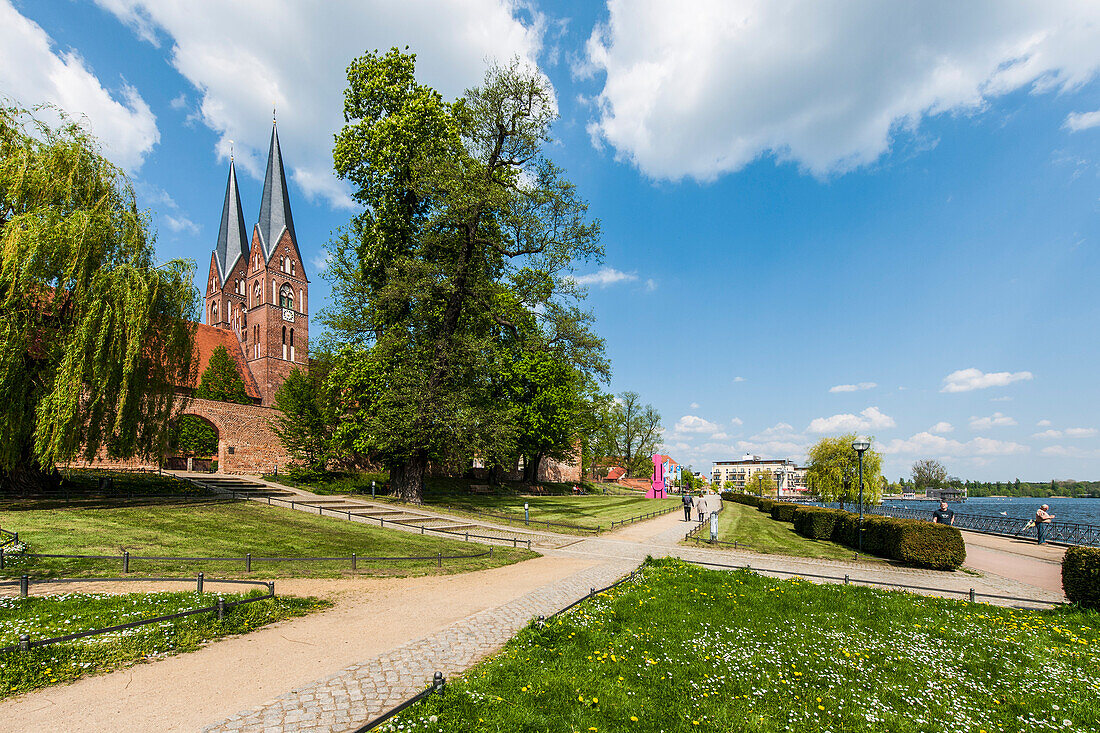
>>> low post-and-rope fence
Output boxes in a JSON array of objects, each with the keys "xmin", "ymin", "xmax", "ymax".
[
  {"xmin": 609, "ymin": 503, "xmax": 680, "ymax": 529},
  {"xmin": 0, "ymin": 575, "xmax": 275, "ymax": 654}
]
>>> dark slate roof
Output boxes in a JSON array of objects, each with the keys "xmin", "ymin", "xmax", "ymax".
[
  {"xmin": 214, "ymin": 160, "xmax": 248, "ymax": 284},
  {"xmin": 256, "ymin": 122, "xmax": 297, "ymax": 260}
]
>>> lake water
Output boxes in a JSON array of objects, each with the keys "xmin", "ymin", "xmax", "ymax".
[{"xmin": 881, "ymin": 496, "xmax": 1100, "ymax": 526}]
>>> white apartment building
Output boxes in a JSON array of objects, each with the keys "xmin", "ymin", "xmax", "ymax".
[{"xmin": 711, "ymin": 454, "xmax": 808, "ymax": 495}]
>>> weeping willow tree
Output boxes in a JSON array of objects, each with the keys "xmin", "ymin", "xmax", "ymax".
[{"xmin": 0, "ymin": 106, "xmax": 197, "ymax": 491}]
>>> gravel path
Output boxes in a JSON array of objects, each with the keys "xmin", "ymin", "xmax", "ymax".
[{"xmin": 2, "ymin": 505, "xmax": 1067, "ymax": 732}]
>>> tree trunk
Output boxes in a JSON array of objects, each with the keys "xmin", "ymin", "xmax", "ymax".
[
  {"xmin": 522, "ymin": 452, "xmax": 543, "ymax": 484},
  {"xmin": 389, "ymin": 450, "xmax": 428, "ymax": 503},
  {"xmin": 0, "ymin": 462, "xmax": 62, "ymax": 495}
]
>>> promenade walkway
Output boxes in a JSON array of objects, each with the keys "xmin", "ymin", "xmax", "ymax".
[{"xmin": 2, "ymin": 507, "xmax": 1069, "ymax": 732}]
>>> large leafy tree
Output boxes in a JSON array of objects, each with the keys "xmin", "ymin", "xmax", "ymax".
[
  {"xmin": 503, "ymin": 351, "xmax": 584, "ymax": 483},
  {"xmin": 0, "ymin": 106, "xmax": 196, "ymax": 491},
  {"xmin": 805, "ymin": 433, "xmax": 884, "ymax": 504},
  {"xmin": 273, "ymin": 354, "xmax": 339, "ymax": 473},
  {"xmin": 911, "ymin": 458, "xmax": 948, "ymax": 493},
  {"xmin": 324, "ymin": 50, "xmax": 604, "ymax": 501},
  {"xmin": 745, "ymin": 468, "xmax": 778, "ymax": 497},
  {"xmin": 591, "ymin": 391, "xmax": 663, "ymax": 479}
]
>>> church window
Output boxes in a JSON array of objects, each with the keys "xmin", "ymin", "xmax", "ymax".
[
  {"xmin": 272, "ymin": 278, "xmax": 276, "ymax": 303},
  {"xmin": 282, "ymin": 326, "xmax": 287, "ymax": 359},
  {"xmin": 299, "ymin": 288, "xmax": 304, "ymax": 312},
  {"xmin": 253, "ymin": 281, "xmax": 262, "ymax": 306},
  {"xmin": 290, "ymin": 328, "xmax": 295, "ymax": 362},
  {"xmin": 290, "ymin": 261, "xmax": 295, "ymax": 277},
  {"xmin": 279, "ymin": 284, "xmax": 293, "ymax": 308}
]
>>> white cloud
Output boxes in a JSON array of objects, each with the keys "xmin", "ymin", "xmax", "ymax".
[
  {"xmin": 567, "ymin": 267, "xmax": 638, "ymax": 287},
  {"xmin": 881, "ymin": 432, "xmax": 1029, "ymax": 457},
  {"xmin": 644, "ymin": 278, "xmax": 658, "ymax": 292},
  {"xmin": 311, "ymin": 248, "xmax": 332, "ymax": 274},
  {"xmin": 990, "ymin": 396, "xmax": 1013, "ymax": 402},
  {"xmin": 1066, "ymin": 427, "xmax": 1098, "ymax": 438},
  {"xmin": 941, "ymin": 368, "xmax": 1033, "ymax": 393},
  {"xmin": 689, "ymin": 402, "xmax": 700, "ymax": 409},
  {"xmin": 675, "ymin": 415, "xmax": 721, "ymax": 434},
  {"xmin": 968, "ymin": 412, "xmax": 1017, "ymax": 430},
  {"xmin": 163, "ymin": 214, "xmax": 199, "ymax": 234},
  {"xmin": 929, "ymin": 422, "xmax": 954, "ymax": 435},
  {"xmin": 584, "ymin": 1, "xmax": 1100, "ymax": 182},
  {"xmin": 730, "ymin": 417, "xmax": 743, "ymax": 426},
  {"xmin": 1037, "ymin": 419, "xmax": 1053, "ymax": 427},
  {"xmin": 1033, "ymin": 429, "xmax": 1062, "ymax": 439},
  {"xmin": 732, "ymin": 376, "xmax": 745, "ymax": 383},
  {"xmin": 1041, "ymin": 445, "xmax": 1100, "ymax": 458},
  {"xmin": 96, "ymin": 0, "xmax": 544, "ymax": 207},
  {"xmin": 807, "ymin": 406, "xmax": 895, "ymax": 434},
  {"xmin": 751, "ymin": 422, "xmax": 796, "ymax": 440},
  {"xmin": 1065, "ymin": 109, "xmax": 1100, "ymax": 132},
  {"xmin": 0, "ymin": 1, "xmax": 159, "ymax": 170},
  {"xmin": 710, "ymin": 432, "xmax": 729, "ymax": 441},
  {"xmin": 169, "ymin": 92, "xmax": 188, "ymax": 110},
  {"xmin": 829, "ymin": 382, "xmax": 877, "ymax": 393}
]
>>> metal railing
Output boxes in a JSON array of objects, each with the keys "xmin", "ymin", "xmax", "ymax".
[
  {"xmin": 812, "ymin": 502, "xmax": 1100, "ymax": 548},
  {"xmin": 0, "ymin": 575, "xmax": 275, "ymax": 653},
  {"xmin": 417, "ymin": 504, "xmax": 600, "ymax": 534},
  {"xmin": 1, "ymin": 547, "xmax": 495, "ymax": 574},
  {"xmin": 609, "ymin": 503, "xmax": 679, "ymax": 529},
  {"xmin": 173, "ymin": 475, "xmax": 535, "ymax": 551},
  {"xmin": 0, "ymin": 528, "xmax": 16, "ymax": 549},
  {"xmin": 681, "ymin": 558, "xmax": 1061, "ymax": 607}
]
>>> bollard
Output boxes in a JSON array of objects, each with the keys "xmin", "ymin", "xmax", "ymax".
[
  {"xmin": 20, "ymin": 634, "xmax": 29, "ymax": 651},
  {"xmin": 524, "ymin": 503, "xmax": 529, "ymax": 526},
  {"xmin": 246, "ymin": 553, "xmax": 252, "ymax": 572},
  {"xmin": 969, "ymin": 588, "xmax": 976, "ymax": 603},
  {"xmin": 590, "ymin": 587, "xmax": 595, "ymax": 597},
  {"xmin": 268, "ymin": 581, "xmax": 275, "ymax": 596},
  {"xmin": 537, "ymin": 614, "xmax": 545, "ymax": 626},
  {"xmin": 20, "ymin": 574, "xmax": 29, "ymax": 597},
  {"xmin": 433, "ymin": 671, "xmax": 445, "ymax": 696},
  {"xmin": 1, "ymin": 547, "xmax": 4, "ymax": 569},
  {"xmin": 844, "ymin": 574, "xmax": 849, "ymax": 585},
  {"xmin": 527, "ymin": 540, "xmax": 531, "ymax": 550},
  {"xmin": 217, "ymin": 598, "xmax": 225, "ymax": 620},
  {"xmin": 465, "ymin": 532, "xmax": 469, "ymax": 542},
  {"xmin": 123, "ymin": 551, "xmax": 129, "ymax": 574},
  {"xmin": 372, "ymin": 481, "xmax": 376, "ymax": 499},
  {"xmin": 380, "ymin": 518, "xmax": 384, "ymax": 528},
  {"xmin": 197, "ymin": 572, "xmax": 204, "ymax": 593},
  {"xmin": 420, "ymin": 525, "xmax": 424, "ymax": 535},
  {"xmin": 513, "ymin": 537, "xmax": 517, "ymax": 548},
  {"xmin": 352, "ymin": 553, "xmax": 357, "ymax": 571},
  {"xmin": 489, "ymin": 546, "xmax": 493, "ymax": 560},
  {"xmin": 437, "ymin": 552, "xmax": 442, "ymax": 568}
]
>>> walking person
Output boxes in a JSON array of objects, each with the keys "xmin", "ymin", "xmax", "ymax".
[
  {"xmin": 695, "ymin": 493, "xmax": 706, "ymax": 523},
  {"xmin": 932, "ymin": 501, "xmax": 955, "ymax": 526},
  {"xmin": 1035, "ymin": 504, "xmax": 1055, "ymax": 545},
  {"xmin": 682, "ymin": 491, "xmax": 693, "ymax": 522}
]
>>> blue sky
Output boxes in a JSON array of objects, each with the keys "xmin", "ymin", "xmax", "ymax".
[{"xmin": 4, "ymin": 0, "xmax": 1100, "ymax": 481}]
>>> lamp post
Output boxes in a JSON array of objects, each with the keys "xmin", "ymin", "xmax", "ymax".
[{"xmin": 851, "ymin": 439, "xmax": 870, "ymax": 552}]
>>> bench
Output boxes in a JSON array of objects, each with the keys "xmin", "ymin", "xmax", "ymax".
[{"xmin": 469, "ymin": 484, "xmax": 494, "ymax": 494}]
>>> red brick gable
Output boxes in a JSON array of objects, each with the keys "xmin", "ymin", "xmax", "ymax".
[{"xmin": 185, "ymin": 323, "xmax": 263, "ymax": 403}]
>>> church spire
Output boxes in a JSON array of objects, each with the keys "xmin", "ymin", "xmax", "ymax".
[
  {"xmin": 256, "ymin": 120, "xmax": 296, "ymax": 259},
  {"xmin": 214, "ymin": 158, "xmax": 247, "ymax": 283}
]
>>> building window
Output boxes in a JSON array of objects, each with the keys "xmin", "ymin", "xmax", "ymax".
[
  {"xmin": 290, "ymin": 261, "xmax": 295, "ymax": 277},
  {"xmin": 282, "ymin": 326, "xmax": 287, "ymax": 359},
  {"xmin": 299, "ymin": 288, "xmax": 304, "ymax": 312},
  {"xmin": 290, "ymin": 328, "xmax": 295, "ymax": 362},
  {"xmin": 279, "ymin": 283, "xmax": 293, "ymax": 308},
  {"xmin": 254, "ymin": 282, "xmax": 261, "ymax": 306}
]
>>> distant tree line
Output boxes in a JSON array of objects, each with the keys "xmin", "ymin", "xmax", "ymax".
[{"xmin": 892, "ymin": 475, "xmax": 1100, "ymax": 499}]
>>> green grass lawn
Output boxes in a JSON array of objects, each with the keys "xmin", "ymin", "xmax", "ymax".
[
  {"xmin": 691, "ymin": 502, "xmax": 875, "ymax": 561},
  {"xmin": 0, "ymin": 590, "xmax": 328, "ymax": 698},
  {"xmin": 269, "ymin": 473, "xmax": 677, "ymax": 534},
  {"xmin": 384, "ymin": 558, "xmax": 1100, "ymax": 733},
  {"xmin": 0, "ymin": 500, "xmax": 535, "ymax": 578}
]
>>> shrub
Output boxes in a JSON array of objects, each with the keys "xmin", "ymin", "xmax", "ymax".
[
  {"xmin": 770, "ymin": 502, "xmax": 799, "ymax": 523},
  {"xmin": 888, "ymin": 519, "xmax": 966, "ymax": 570},
  {"xmin": 1062, "ymin": 546, "xmax": 1100, "ymax": 610},
  {"xmin": 794, "ymin": 507, "xmax": 841, "ymax": 540},
  {"xmin": 757, "ymin": 498, "xmax": 776, "ymax": 513}
]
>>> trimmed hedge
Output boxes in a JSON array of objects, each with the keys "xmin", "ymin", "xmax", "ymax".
[
  {"xmin": 769, "ymin": 502, "xmax": 800, "ymax": 523},
  {"xmin": 757, "ymin": 498, "xmax": 776, "ymax": 513},
  {"xmin": 1062, "ymin": 546, "xmax": 1100, "ymax": 610},
  {"xmin": 793, "ymin": 507, "xmax": 842, "ymax": 539},
  {"xmin": 791, "ymin": 506, "xmax": 966, "ymax": 570},
  {"xmin": 888, "ymin": 518, "xmax": 966, "ymax": 571}
]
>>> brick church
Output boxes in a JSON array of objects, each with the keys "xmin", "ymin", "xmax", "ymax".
[{"xmin": 200, "ymin": 120, "xmax": 308, "ymax": 406}]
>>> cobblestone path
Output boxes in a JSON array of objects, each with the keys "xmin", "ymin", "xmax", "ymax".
[{"xmin": 203, "ymin": 560, "xmax": 635, "ymax": 733}]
